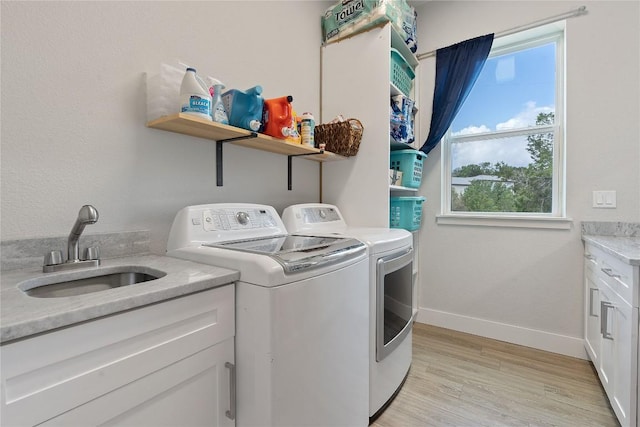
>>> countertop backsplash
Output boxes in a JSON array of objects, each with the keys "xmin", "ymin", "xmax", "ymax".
[
  {"xmin": 581, "ymin": 221, "xmax": 640, "ymax": 237},
  {"xmin": 1, "ymin": 230, "xmax": 151, "ymax": 272}
]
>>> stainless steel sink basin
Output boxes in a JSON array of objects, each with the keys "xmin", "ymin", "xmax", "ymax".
[{"xmin": 19, "ymin": 266, "xmax": 167, "ymax": 298}]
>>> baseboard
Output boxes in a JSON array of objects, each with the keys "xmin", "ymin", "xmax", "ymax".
[{"xmin": 415, "ymin": 308, "xmax": 588, "ymax": 360}]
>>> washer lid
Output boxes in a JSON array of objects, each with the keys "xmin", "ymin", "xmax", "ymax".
[{"xmin": 204, "ymin": 235, "xmax": 365, "ymax": 273}]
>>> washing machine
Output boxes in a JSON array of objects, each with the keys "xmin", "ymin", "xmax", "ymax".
[
  {"xmin": 282, "ymin": 203, "xmax": 414, "ymax": 420},
  {"xmin": 166, "ymin": 203, "xmax": 369, "ymax": 427}
]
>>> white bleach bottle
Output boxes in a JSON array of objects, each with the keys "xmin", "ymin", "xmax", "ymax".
[{"xmin": 180, "ymin": 67, "xmax": 212, "ymax": 120}]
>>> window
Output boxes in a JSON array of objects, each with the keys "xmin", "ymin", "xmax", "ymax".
[{"xmin": 441, "ymin": 22, "xmax": 567, "ymax": 226}]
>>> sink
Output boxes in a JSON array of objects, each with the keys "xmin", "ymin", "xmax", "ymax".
[{"xmin": 18, "ymin": 266, "xmax": 167, "ymax": 298}]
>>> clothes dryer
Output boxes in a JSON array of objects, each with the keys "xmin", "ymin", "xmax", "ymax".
[{"xmin": 282, "ymin": 203, "xmax": 414, "ymax": 420}]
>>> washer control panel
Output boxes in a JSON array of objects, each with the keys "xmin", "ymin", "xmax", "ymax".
[
  {"xmin": 167, "ymin": 203, "xmax": 287, "ymax": 251},
  {"xmin": 202, "ymin": 208, "xmax": 278, "ymax": 231}
]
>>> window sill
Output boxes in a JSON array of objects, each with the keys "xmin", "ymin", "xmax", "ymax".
[{"xmin": 436, "ymin": 214, "xmax": 573, "ymax": 230}]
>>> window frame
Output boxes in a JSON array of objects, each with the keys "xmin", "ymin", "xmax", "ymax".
[{"xmin": 438, "ymin": 22, "xmax": 570, "ymax": 229}]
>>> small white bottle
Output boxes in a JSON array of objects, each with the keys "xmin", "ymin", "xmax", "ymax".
[
  {"xmin": 300, "ymin": 112, "xmax": 315, "ymax": 148},
  {"xmin": 180, "ymin": 67, "xmax": 212, "ymax": 120}
]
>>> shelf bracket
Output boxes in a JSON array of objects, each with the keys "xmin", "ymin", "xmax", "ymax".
[
  {"xmin": 287, "ymin": 150, "xmax": 324, "ymax": 191},
  {"xmin": 216, "ymin": 133, "xmax": 258, "ymax": 186}
]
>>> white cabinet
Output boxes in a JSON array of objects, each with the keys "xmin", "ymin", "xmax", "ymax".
[
  {"xmin": 321, "ymin": 22, "xmax": 419, "ymax": 227},
  {"xmin": 584, "ymin": 253, "xmax": 601, "ymax": 364},
  {"xmin": 583, "ymin": 243, "xmax": 638, "ymax": 427},
  {"xmin": 1, "ymin": 285, "xmax": 235, "ymax": 427}
]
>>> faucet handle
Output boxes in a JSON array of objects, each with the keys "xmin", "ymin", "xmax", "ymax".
[
  {"xmin": 44, "ymin": 250, "xmax": 64, "ymax": 266},
  {"xmin": 84, "ymin": 246, "xmax": 100, "ymax": 261}
]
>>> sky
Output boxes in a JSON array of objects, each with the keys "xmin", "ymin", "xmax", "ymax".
[{"xmin": 450, "ymin": 42, "xmax": 556, "ymax": 169}]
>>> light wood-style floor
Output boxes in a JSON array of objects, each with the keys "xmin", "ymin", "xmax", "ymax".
[{"xmin": 371, "ymin": 323, "xmax": 619, "ymax": 427}]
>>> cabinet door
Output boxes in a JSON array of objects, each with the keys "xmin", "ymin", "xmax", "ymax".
[
  {"xmin": 599, "ymin": 284, "xmax": 634, "ymax": 426},
  {"xmin": 584, "ymin": 259, "xmax": 601, "ymax": 363},
  {"xmin": 1, "ymin": 285, "xmax": 235, "ymax": 426},
  {"xmin": 610, "ymin": 301, "xmax": 634, "ymax": 427},
  {"xmin": 41, "ymin": 337, "xmax": 235, "ymax": 427}
]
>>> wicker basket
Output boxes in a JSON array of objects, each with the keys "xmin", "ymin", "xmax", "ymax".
[{"xmin": 315, "ymin": 118, "xmax": 364, "ymax": 157}]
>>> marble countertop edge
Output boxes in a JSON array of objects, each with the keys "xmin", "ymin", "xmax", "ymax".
[
  {"xmin": 582, "ymin": 235, "xmax": 640, "ymax": 266},
  {"xmin": 1, "ymin": 255, "xmax": 239, "ymax": 343}
]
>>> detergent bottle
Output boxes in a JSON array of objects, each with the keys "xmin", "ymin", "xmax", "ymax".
[
  {"xmin": 179, "ymin": 67, "xmax": 212, "ymax": 120},
  {"xmin": 263, "ymin": 95, "xmax": 294, "ymax": 139},
  {"xmin": 206, "ymin": 77, "xmax": 229, "ymax": 125},
  {"xmin": 286, "ymin": 110, "xmax": 301, "ymax": 144},
  {"xmin": 221, "ymin": 86, "xmax": 264, "ymax": 131}
]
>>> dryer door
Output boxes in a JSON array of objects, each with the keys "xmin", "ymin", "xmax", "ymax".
[{"xmin": 376, "ymin": 248, "xmax": 414, "ymax": 361}]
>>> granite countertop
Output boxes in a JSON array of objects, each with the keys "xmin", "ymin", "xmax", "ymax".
[
  {"xmin": 582, "ymin": 235, "xmax": 640, "ymax": 266},
  {"xmin": 0, "ymin": 255, "xmax": 239, "ymax": 343}
]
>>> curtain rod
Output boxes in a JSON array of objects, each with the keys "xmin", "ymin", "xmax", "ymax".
[{"xmin": 415, "ymin": 5, "xmax": 588, "ymax": 60}]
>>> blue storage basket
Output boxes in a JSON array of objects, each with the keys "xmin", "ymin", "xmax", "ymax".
[
  {"xmin": 390, "ymin": 196, "xmax": 426, "ymax": 231},
  {"xmin": 390, "ymin": 48, "xmax": 415, "ymax": 97},
  {"xmin": 390, "ymin": 149, "xmax": 424, "ymax": 189}
]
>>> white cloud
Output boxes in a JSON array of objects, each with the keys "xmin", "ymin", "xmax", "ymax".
[
  {"xmin": 496, "ymin": 101, "xmax": 554, "ymax": 130},
  {"xmin": 452, "ymin": 124, "xmax": 491, "ymax": 136},
  {"xmin": 451, "ymin": 102, "xmax": 555, "ymax": 168},
  {"xmin": 452, "ymin": 136, "xmax": 533, "ymax": 169}
]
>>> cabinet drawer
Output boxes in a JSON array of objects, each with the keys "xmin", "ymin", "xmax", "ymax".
[
  {"xmin": 586, "ymin": 243, "xmax": 636, "ymax": 307},
  {"xmin": 1, "ymin": 284, "xmax": 234, "ymax": 427}
]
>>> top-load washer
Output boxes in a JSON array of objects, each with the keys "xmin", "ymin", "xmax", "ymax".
[
  {"xmin": 282, "ymin": 203, "xmax": 414, "ymax": 420},
  {"xmin": 166, "ymin": 203, "xmax": 369, "ymax": 427}
]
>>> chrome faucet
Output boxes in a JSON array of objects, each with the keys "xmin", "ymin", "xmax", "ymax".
[
  {"xmin": 43, "ymin": 205, "xmax": 101, "ymax": 272},
  {"xmin": 68, "ymin": 205, "xmax": 99, "ymax": 262}
]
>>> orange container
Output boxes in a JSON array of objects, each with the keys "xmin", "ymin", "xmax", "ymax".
[{"xmin": 262, "ymin": 96, "xmax": 294, "ymax": 139}]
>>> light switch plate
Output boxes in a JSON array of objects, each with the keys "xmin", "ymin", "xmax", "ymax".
[{"xmin": 593, "ymin": 190, "xmax": 617, "ymax": 208}]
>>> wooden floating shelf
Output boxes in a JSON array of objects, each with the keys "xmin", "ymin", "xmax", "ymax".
[{"xmin": 147, "ymin": 113, "xmax": 345, "ymax": 162}]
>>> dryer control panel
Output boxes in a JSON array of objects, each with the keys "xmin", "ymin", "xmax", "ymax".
[
  {"xmin": 282, "ymin": 203, "xmax": 348, "ymax": 234},
  {"xmin": 299, "ymin": 206, "xmax": 342, "ymax": 224}
]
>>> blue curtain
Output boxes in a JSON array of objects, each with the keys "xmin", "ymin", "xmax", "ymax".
[{"xmin": 419, "ymin": 34, "xmax": 494, "ymax": 155}]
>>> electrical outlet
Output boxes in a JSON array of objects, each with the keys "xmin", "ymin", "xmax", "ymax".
[{"xmin": 592, "ymin": 191, "xmax": 617, "ymax": 208}]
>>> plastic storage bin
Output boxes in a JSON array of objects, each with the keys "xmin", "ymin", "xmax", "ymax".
[
  {"xmin": 390, "ymin": 48, "xmax": 415, "ymax": 97},
  {"xmin": 390, "ymin": 149, "xmax": 424, "ymax": 188},
  {"xmin": 390, "ymin": 196, "xmax": 425, "ymax": 231}
]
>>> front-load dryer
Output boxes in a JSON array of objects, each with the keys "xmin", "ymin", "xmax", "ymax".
[
  {"xmin": 282, "ymin": 203, "xmax": 414, "ymax": 420},
  {"xmin": 167, "ymin": 203, "xmax": 369, "ymax": 427}
]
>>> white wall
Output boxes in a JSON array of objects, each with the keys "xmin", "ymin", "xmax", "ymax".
[
  {"xmin": 1, "ymin": 1, "xmax": 331, "ymax": 253},
  {"xmin": 3, "ymin": 0, "xmax": 638, "ymax": 358},
  {"xmin": 413, "ymin": 1, "xmax": 640, "ymax": 357}
]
